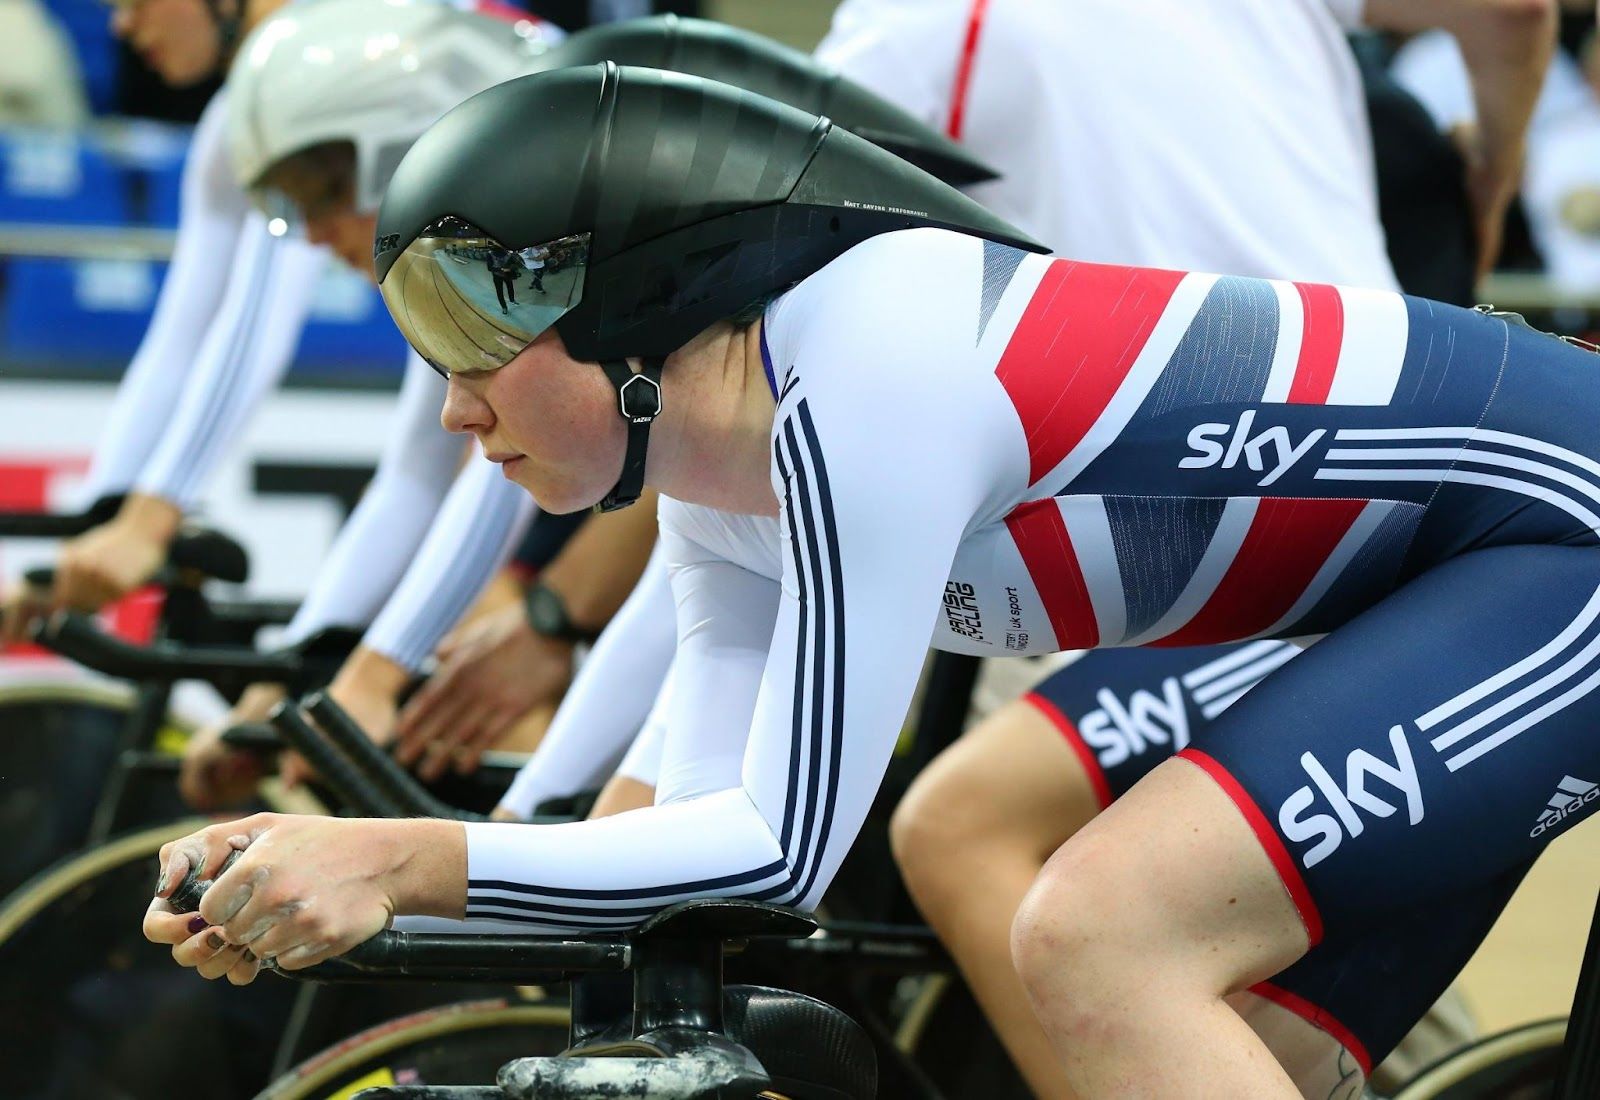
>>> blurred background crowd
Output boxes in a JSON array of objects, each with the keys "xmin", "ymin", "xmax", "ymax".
[{"xmin": 0, "ymin": 0, "xmax": 1593, "ymax": 391}]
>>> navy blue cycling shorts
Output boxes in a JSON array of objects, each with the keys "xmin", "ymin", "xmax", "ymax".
[{"xmin": 1027, "ymin": 558, "xmax": 1600, "ymax": 1076}]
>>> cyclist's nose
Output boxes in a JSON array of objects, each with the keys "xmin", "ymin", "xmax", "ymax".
[{"xmin": 440, "ymin": 376, "xmax": 491, "ymax": 437}]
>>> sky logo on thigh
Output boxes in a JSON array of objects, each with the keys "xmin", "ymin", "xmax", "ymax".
[
  {"xmin": 1277, "ymin": 726, "xmax": 1425, "ymax": 869},
  {"xmin": 1077, "ymin": 677, "xmax": 1190, "ymax": 768},
  {"xmin": 1530, "ymin": 776, "xmax": 1600, "ymax": 838}
]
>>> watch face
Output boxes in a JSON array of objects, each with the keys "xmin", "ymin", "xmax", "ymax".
[{"xmin": 528, "ymin": 586, "xmax": 566, "ymax": 636}]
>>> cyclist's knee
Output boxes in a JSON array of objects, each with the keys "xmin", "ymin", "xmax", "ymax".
[
  {"xmin": 894, "ymin": 700, "xmax": 1095, "ymax": 890},
  {"xmin": 1011, "ymin": 831, "xmax": 1126, "ymax": 1001},
  {"xmin": 889, "ymin": 764, "xmax": 973, "ymax": 888}
]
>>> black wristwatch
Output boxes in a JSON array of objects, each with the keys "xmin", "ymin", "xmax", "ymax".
[{"xmin": 523, "ymin": 582, "xmax": 602, "ymax": 644}]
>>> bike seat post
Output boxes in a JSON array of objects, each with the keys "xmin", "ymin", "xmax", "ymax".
[{"xmin": 631, "ymin": 934, "xmax": 726, "ymax": 1036}]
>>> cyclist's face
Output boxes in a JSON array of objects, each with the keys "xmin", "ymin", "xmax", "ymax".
[
  {"xmin": 112, "ymin": 0, "xmax": 223, "ymax": 87},
  {"xmin": 263, "ymin": 150, "xmax": 373, "ymax": 278},
  {"xmin": 440, "ymin": 330, "xmax": 627, "ymax": 515},
  {"xmin": 305, "ymin": 209, "xmax": 379, "ymax": 281}
]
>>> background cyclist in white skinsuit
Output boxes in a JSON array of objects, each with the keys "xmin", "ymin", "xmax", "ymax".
[
  {"xmin": 0, "ymin": 0, "xmax": 563, "ymax": 661},
  {"xmin": 0, "ymin": 0, "xmax": 314, "ymax": 640},
  {"xmin": 167, "ymin": 0, "xmax": 615, "ymax": 806}
]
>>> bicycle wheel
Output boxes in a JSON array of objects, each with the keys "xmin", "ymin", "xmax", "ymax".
[
  {"xmin": 1389, "ymin": 1018, "xmax": 1566, "ymax": 1100},
  {"xmin": 0, "ymin": 819, "xmax": 300, "ymax": 1100},
  {"xmin": 259, "ymin": 999, "xmax": 571, "ymax": 1100},
  {"xmin": 0, "ymin": 681, "xmax": 147, "ymax": 896}
]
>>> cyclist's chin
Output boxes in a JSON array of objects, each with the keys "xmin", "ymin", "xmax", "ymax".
[{"xmin": 514, "ymin": 465, "xmax": 607, "ymax": 516}]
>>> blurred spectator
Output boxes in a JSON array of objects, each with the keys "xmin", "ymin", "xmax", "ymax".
[
  {"xmin": 1394, "ymin": 22, "xmax": 1600, "ymax": 291},
  {"xmin": 112, "ymin": 0, "xmax": 229, "ymax": 121},
  {"xmin": 0, "ymin": 0, "xmax": 90, "ymax": 127}
]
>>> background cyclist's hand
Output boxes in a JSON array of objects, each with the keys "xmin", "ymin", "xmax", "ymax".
[
  {"xmin": 280, "ymin": 647, "xmax": 406, "ymax": 789},
  {"xmin": 1, "ymin": 580, "xmax": 50, "ymax": 646},
  {"xmin": 52, "ymin": 493, "xmax": 180, "ymax": 612},
  {"xmin": 178, "ymin": 682, "xmax": 285, "ymax": 811},
  {"xmin": 395, "ymin": 602, "xmax": 574, "ymax": 781}
]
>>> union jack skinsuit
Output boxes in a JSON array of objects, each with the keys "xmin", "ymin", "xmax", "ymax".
[{"xmin": 455, "ymin": 227, "xmax": 1600, "ymax": 1071}]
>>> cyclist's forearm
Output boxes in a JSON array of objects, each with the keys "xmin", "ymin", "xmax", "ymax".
[
  {"xmin": 362, "ymin": 458, "xmax": 534, "ymax": 671},
  {"xmin": 535, "ymin": 489, "xmax": 660, "ymax": 631},
  {"xmin": 80, "ymin": 97, "xmax": 245, "ymax": 504},
  {"xmin": 1365, "ymin": 0, "xmax": 1555, "ymax": 175},
  {"xmin": 281, "ymin": 354, "xmax": 465, "ymax": 646},
  {"xmin": 496, "ymin": 543, "xmax": 678, "ymax": 819},
  {"xmin": 111, "ymin": 492, "xmax": 184, "ymax": 546},
  {"xmin": 134, "ymin": 219, "xmax": 324, "ymax": 509}
]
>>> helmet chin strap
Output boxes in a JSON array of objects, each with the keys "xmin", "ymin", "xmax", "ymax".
[{"xmin": 594, "ymin": 358, "xmax": 665, "ymax": 513}]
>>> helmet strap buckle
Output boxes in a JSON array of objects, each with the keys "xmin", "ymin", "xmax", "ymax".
[{"xmin": 595, "ymin": 358, "xmax": 665, "ymax": 513}]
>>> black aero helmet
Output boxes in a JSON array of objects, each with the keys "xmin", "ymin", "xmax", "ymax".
[
  {"xmin": 375, "ymin": 64, "xmax": 1045, "ymax": 510},
  {"xmin": 530, "ymin": 15, "xmax": 997, "ymax": 187}
]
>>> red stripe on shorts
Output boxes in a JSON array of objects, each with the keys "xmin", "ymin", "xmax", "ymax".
[
  {"xmin": 1024, "ymin": 692, "xmax": 1113, "ymax": 809},
  {"xmin": 1287, "ymin": 283, "xmax": 1344, "ymax": 404},
  {"xmin": 1152, "ymin": 498, "xmax": 1365, "ymax": 647},
  {"xmin": 1177, "ymin": 747, "xmax": 1324, "ymax": 947},
  {"xmin": 1249, "ymin": 981, "xmax": 1373, "ymax": 1077}
]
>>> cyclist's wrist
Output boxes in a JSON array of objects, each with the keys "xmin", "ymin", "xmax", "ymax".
[
  {"xmin": 115, "ymin": 492, "xmax": 183, "ymax": 544},
  {"xmin": 380, "ymin": 818, "xmax": 467, "ymax": 918},
  {"xmin": 235, "ymin": 682, "xmax": 288, "ymax": 720},
  {"xmin": 331, "ymin": 645, "xmax": 412, "ymax": 702}
]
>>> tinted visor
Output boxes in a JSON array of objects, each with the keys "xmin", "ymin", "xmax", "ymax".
[{"xmin": 379, "ymin": 217, "xmax": 590, "ymax": 377}]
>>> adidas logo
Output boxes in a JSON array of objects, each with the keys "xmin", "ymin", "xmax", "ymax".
[{"xmin": 1530, "ymin": 776, "xmax": 1600, "ymax": 838}]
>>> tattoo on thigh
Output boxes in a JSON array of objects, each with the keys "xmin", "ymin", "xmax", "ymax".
[{"xmin": 1326, "ymin": 1049, "xmax": 1362, "ymax": 1100}]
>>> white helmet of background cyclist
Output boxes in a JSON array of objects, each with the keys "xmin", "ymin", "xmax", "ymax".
[{"xmin": 226, "ymin": 0, "xmax": 556, "ymax": 214}]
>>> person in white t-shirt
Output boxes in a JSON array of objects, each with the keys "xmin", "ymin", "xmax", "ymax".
[{"xmin": 811, "ymin": 2, "xmax": 1552, "ymax": 1096}]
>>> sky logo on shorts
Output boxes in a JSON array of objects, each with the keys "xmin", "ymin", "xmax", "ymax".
[
  {"xmin": 1277, "ymin": 726, "xmax": 1424, "ymax": 869},
  {"xmin": 1530, "ymin": 776, "xmax": 1599, "ymax": 838},
  {"xmin": 1078, "ymin": 678, "xmax": 1189, "ymax": 768},
  {"xmin": 1180, "ymin": 410, "xmax": 1326, "ymax": 487}
]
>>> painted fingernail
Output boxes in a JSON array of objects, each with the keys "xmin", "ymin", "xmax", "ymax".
[
  {"xmin": 206, "ymin": 932, "xmax": 226, "ymax": 951},
  {"xmin": 156, "ymin": 869, "xmax": 169, "ymax": 894},
  {"xmin": 187, "ymin": 915, "xmax": 207, "ymax": 934}
]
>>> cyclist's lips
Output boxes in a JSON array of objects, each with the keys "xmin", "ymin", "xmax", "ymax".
[{"xmin": 488, "ymin": 452, "xmax": 526, "ymax": 475}]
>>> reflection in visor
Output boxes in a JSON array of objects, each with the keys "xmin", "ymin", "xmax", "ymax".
[{"xmin": 380, "ymin": 218, "xmax": 590, "ymax": 378}]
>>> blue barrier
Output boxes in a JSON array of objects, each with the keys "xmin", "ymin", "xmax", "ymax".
[
  {"xmin": 2, "ymin": 256, "xmax": 160, "ymax": 359},
  {"xmin": 1, "ymin": 255, "xmax": 408, "ymax": 378},
  {"xmin": 0, "ymin": 130, "xmax": 127, "ymax": 225}
]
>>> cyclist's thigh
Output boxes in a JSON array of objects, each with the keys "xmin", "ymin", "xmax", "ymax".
[
  {"xmin": 1174, "ymin": 544, "xmax": 1600, "ymax": 1061},
  {"xmin": 1027, "ymin": 639, "xmax": 1300, "ymax": 808}
]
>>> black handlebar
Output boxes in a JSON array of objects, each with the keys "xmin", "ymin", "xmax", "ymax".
[
  {"xmin": 0, "ymin": 496, "xmax": 123, "ymax": 539},
  {"xmin": 303, "ymin": 693, "xmax": 486, "ymax": 822},
  {"xmin": 22, "ymin": 526, "xmax": 250, "ymax": 591},
  {"xmin": 328, "ymin": 931, "xmax": 633, "ymax": 982},
  {"xmin": 35, "ymin": 613, "xmax": 303, "ymax": 688},
  {"xmin": 266, "ymin": 701, "xmax": 406, "ymax": 818},
  {"xmin": 217, "ymin": 722, "xmax": 284, "ymax": 757}
]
